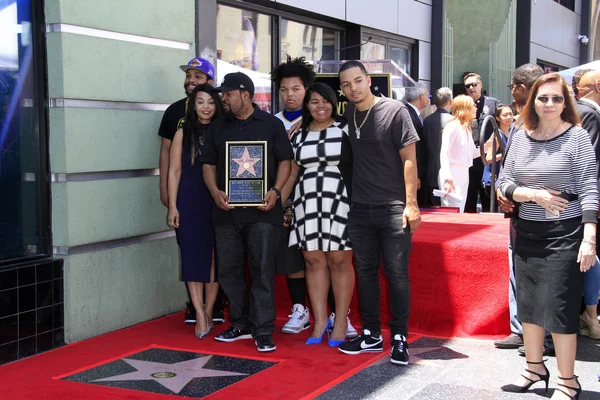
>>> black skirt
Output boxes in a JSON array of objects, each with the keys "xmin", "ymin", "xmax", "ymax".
[{"xmin": 513, "ymin": 217, "xmax": 584, "ymax": 334}]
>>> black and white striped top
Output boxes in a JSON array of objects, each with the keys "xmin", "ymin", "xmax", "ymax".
[{"xmin": 498, "ymin": 126, "xmax": 598, "ymax": 223}]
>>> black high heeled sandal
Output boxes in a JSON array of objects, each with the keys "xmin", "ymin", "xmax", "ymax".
[
  {"xmin": 555, "ymin": 375, "xmax": 581, "ymax": 399},
  {"xmin": 501, "ymin": 360, "xmax": 549, "ymax": 393}
]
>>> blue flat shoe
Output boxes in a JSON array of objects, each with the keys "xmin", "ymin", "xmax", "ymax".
[{"xmin": 306, "ymin": 319, "xmax": 332, "ymax": 345}]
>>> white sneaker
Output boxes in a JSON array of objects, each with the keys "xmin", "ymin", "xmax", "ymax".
[
  {"xmin": 329, "ymin": 310, "xmax": 358, "ymax": 339},
  {"xmin": 281, "ymin": 304, "xmax": 310, "ymax": 334}
]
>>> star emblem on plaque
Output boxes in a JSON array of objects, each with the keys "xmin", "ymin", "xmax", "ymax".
[{"xmin": 226, "ymin": 141, "xmax": 267, "ymax": 206}]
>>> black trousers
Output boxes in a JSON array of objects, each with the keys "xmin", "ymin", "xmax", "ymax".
[
  {"xmin": 214, "ymin": 223, "xmax": 278, "ymax": 337},
  {"xmin": 464, "ymin": 160, "xmax": 490, "ymax": 213},
  {"xmin": 348, "ymin": 203, "xmax": 412, "ymax": 337}
]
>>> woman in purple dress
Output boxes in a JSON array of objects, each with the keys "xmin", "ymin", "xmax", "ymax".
[{"xmin": 167, "ymin": 84, "xmax": 223, "ymax": 338}]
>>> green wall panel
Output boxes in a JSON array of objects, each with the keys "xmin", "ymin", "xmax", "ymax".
[
  {"xmin": 62, "ymin": 237, "xmax": 185, "ymax": 343},
  {"xmin": 49, "ymin": 108, "xmax": 164, "ymax": 174},
  {"xmin": 46, "ymin": 32, "xmax": 193, "ymax": 103},
  {"xmin": 44, "ymin": 0, "xmax": 194, "ymax": 43},
  {"xmin": 49, "ymin": 108, "xmax": 67, "ymax": 173},
  {"xmin": 52, "ymin": 177, "xmax": 168, "ymax": 247}
]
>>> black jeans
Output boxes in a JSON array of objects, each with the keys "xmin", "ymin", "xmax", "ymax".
[
  {"xmin": 348, "ymin": 203, "xmax": 412, "ymax": 337},
  {"xmin": 214, "ymin": 223, "xmax": 278, "ymax": 337}
]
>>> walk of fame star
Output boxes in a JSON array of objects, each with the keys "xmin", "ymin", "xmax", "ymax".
[
  {"xmin": 233, "ymin": 147, "xmax": 260, "ymax": 177},
  {"xmin": 93, "ymin": 356, "xmax": 247, "ymax": 394}
]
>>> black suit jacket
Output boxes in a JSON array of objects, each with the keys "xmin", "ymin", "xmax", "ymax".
[
  {"xmin": 405, "ymin": 103, "xmax": 427, "ymax": 181},
  {"xmin": 575, "ymin": 99, "xmax": 600, "ymax": 187},
  {"xmin": 422, "ymin": 108, "xmax": 453, "ymax": 188}
]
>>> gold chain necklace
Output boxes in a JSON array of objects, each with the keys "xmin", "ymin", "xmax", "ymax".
[{"xmin": 353, "ymin": 96, "xmax": 377, "ymax": 139}]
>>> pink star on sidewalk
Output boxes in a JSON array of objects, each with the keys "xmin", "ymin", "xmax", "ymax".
[{"xmin": 93, "ymin": 356, "xmax": 247, "ymax": 394}]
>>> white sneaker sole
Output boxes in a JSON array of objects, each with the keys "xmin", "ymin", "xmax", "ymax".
[
  {"xmin": 281, "ymin": 323, "xmax": 310, "ymax": 334},
  {"xmin": 256, "ymin": 343, "xmax": 277, "ymax": 352},
  {"xmin": 390, "ymin": 358, "xmax": 409, "ymax": 365},
  {"xmin": 215, "ymin": 333, "xmax": 253, "ymax": 342},
  {"xmin": 338, "ymin": 347, "xmax": 383, "ymax": 355}
]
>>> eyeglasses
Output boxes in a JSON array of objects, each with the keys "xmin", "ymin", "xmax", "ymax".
[
  {"xmin": 536, "ymin": 95, "xmax": 565, "ymax": 104},
  {"xmin": 508, "ymin": 83, "xmax": 520, "ymax": 90},
  {"xmin": 464, "ymin": 82, "xmax": 479, "ymax": 89}
]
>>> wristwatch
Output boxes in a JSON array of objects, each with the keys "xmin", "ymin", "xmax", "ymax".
[{"xmin": 270, "ymin": 187, "xmax": 281, "ymax": 198}]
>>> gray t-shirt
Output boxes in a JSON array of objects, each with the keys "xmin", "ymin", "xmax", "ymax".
[{"xmin": 344, "ymin": 97, "xmax": 419, "ymax": 205}]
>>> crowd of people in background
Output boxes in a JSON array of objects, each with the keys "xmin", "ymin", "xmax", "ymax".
[{"xmin": 157, "ymin": 55, "xmax": 600, "ymax": 396}]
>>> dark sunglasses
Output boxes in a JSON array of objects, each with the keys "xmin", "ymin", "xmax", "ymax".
[
  {"xmin": 536, "ymin": 95, "xmax": 565, "ymax": 104},
  {"xmin": 507, "ymin": 83, "xmax": 520, "ymax": 90},
  {"xmin": 464, "ymin": 82, "xmax": 479, "ymax": 89}
]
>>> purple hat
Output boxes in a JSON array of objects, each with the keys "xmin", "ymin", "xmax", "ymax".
[{"xmin": 180, "ymin": 57, "xmax": 215, "ymax": 80}]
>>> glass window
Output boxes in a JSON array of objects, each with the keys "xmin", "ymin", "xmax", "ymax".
[
  {"xmin": 216, "ymin": 5, "xmax": 272, "ymax": 112},
  {"xmin": 362, "ymin": 42, "xmax": 386, "ymax": 60},
  {"xmin": 361, "ymin": 34, "xmax": 413, "ymax": 76},
  {"xmin": 280, "ymin": 19, "xmax": 339, "ymax": 61},
  {"xmin": 390, "ymin": 46, "xmax": 411, "ymax": 75},
  {"xmin": 0, "ymin": 0, "xmax": 45, "ymax": 262}
]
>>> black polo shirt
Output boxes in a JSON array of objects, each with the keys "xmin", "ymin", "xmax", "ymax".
[{"xmin": 200, "ymin": 106, "xmax": 294, "ymax": 226}]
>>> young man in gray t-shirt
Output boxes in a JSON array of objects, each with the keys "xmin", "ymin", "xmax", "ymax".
[{"xmin": 336, "ymin": 61, "xmax": 421, "ymax": 365}]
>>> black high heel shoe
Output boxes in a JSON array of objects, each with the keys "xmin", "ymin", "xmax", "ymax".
[
  {"xmin": 501, "ymin": 360, "xmax": 549, "ymax": 393},
  {"xmin": 555, "ymin": 375, "xmax": 581, "ymax": 399}
]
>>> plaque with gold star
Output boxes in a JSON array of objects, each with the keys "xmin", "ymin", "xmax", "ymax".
[{"xmin": 225, "ymin": 141, "xmax": 268, "ymax": 206}]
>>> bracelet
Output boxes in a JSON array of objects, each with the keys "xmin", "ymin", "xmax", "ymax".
[{"xmin": 582, "ymin": 239, "xmax": 596, "ymax": 246}]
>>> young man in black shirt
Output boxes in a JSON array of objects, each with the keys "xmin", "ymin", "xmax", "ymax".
[
  {"xmin": 157, "ymin": 58, "xmax": 220, "ymax": 325},
  {"xmin": 336, "ymin": 61, "xmax": 421, "ymax": 365},
  {"xmin": 201, "ymin": 72, "xmax": 293, "ymax": 352}
]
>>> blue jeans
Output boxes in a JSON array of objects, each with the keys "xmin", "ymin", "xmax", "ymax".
[
  {"xmin": 348, "ymin": 203, "xmax": 412, "ymax": 337},
  {"xmin": 214, "ymin": 223, "xmax": 278, "ymax": 337},
  {"xmin": 584, "ymin": 256, "xmax": 600, "ymax": 306},
  {"xmin": 508, "ymin": 220, "xmax": 553, "ymax": 348}
]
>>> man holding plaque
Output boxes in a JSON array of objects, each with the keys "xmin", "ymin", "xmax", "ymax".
[
  {"xmin": 336, "ymin": 61, "xmax": 421, "ymax": 365},
  {"xmin": 201, "ymin": 72, "xmax": 293, "ymax": 352}
]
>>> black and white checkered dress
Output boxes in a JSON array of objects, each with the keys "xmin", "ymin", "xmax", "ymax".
[{"xmin": 289, "ymin": 121, "xmax": 352, "ymax": 251}]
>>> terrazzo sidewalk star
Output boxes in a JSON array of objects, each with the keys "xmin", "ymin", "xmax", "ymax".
[{"xmin": 91, "ymin": 356, "xmax": 248, "ymax": 393}]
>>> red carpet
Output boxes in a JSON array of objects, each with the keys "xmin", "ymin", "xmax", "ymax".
[
  {"xmin": 276, "ymin": 211, "xmax": 511, "ymax": 339},
  {"xmin": 0, "ymin": 313, "xmax": 418, "ymax": 400}
]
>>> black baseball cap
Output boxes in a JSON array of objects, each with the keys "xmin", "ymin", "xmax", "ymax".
[{"xmin": 215, "ymin": 72, "xmax": 255, "ymax": 97}]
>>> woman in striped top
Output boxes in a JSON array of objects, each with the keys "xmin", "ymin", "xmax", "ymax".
[{"xmin": 498, "ymin": 74, "xmax": 597, "ymax": 399}]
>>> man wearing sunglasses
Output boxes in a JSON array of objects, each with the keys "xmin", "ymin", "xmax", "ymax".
[{"xmin": 462, "ymin": 73, "xmax": 499, "ymax": 213}]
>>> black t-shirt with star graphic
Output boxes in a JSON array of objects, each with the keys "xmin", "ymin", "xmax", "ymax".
[{"xmin": 158, "ymin": 97, "xmax": 187, "ymax": 141}]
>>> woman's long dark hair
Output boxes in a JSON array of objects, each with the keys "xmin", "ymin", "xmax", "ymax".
[
  {"xmin": 301, "ymin": 82, "xmax": 340, "ymax": 132},
  {"xmin": 182, "ymin": 84, "xmax": 223, "ymax": 163}
]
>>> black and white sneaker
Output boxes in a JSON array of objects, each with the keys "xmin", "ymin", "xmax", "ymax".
[
  {"xmin": 215, "ymin": 326, "xmax": 252, "ymax": 342},
  {"xmin": 184, "ymin": 302, "xmax": 196, "ymax": 325},
  {"xmin": 255, "ymin": 335, "xmax": 276, "ymax": 352},
  {"xmin": 390, "ymin": 334, "xmax": 409, "ymax": 365},
  {"xmin": 338, "ymin": 329, "xmax": 383, "ymax": 355}
]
